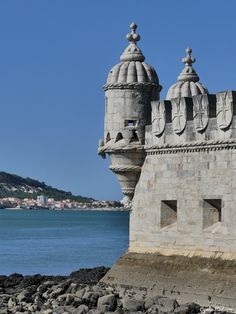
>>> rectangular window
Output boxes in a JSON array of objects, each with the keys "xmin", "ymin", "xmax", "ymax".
[
  {"xmin": 124, "ymin": 120, "xmax": 137, "ymax": 127},
  {"xmin": 203, "ymin": 199, "xmax": 222, "ymax": 229},
  {"xmin": 161, "ymin": 200, "xmax": 177, "ymax": 228}
]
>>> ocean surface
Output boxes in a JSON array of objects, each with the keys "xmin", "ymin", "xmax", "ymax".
[{"xmin": 0, "ymin": 209, "xmax": 129, "ymax": 276}]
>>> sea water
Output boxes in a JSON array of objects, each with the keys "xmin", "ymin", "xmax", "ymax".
[{"xmin": 0, "ymin": 209, "xmax": 129, "ymax": 275}]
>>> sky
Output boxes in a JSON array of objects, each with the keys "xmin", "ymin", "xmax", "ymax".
[{"xmin": 0, "ymin": 0, "xmax": 235, "ymax": 201}]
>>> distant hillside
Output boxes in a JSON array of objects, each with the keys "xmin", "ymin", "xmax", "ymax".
[{"xmin": 0, "ymin": 172, "xmax": 93, "ymax": 202}]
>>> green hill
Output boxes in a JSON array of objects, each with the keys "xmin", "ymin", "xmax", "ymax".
[{"xmin": 0, "ymin": 172, "xmax": 93, "ymax": 202}]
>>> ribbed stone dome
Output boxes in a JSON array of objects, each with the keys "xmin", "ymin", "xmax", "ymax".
[
  {"xmin": 107, "ymin": 61, "xmax": 159, "ymax": 84},
  {"xmin": 166, "ymin": 48, "xmax": 208, "ymax": 100},
  {"xmin": 105, "ymin": 22, "xmax": 160, "ymax": 86}
]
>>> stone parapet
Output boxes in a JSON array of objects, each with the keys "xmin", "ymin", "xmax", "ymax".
[{"xmin": 148, "ymin": 91, "xmax": 236, "ymax": 149}]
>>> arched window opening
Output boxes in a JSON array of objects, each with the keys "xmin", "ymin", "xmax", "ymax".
[
  {"xmin": 115, "ymin": 132, "xmax": 123, "ymax": 142},
  {"xmin": 130, "ymin": 130, "xmax": 139, "ymax": 143},
  {"xmin": 106, "ymin": 133, "xmax": 111, "ymax": 143}
]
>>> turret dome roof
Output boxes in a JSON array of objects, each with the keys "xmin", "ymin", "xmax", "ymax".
[
  {"xmin": 166, "ymin": 48, "xmax": 208, "ymax": 100},
  {"xmin": 106, "ymin": 23, "xmax": 160, "ymax": 86}
]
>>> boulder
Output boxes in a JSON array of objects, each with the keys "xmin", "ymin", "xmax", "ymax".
[
  {"xmin": 157, "ymin": 297, "xmax": 179, "ymax": 313},
  {"xmin": 82, "ymin": 291, "xmax": 100, "ymax": 307},
  {"xmin": 122, "ymin": 295, "xmax": 144, "ymax": 311},
  {"xmin": 97, "ymin": 294, "xmax": 117, "ymax": 312},
  {"xmin": 173, "ymin": 304, "xmax": 190, "ymax": 314},
  {"xmin": 75, "ymin": 288, "xmax": 86, "ymax": 299},
  {"xmin": 42, "ymin": 309, "xmax": 53, "ymax": 314},
  {"xmin": 65, "ymin": 293, "xmax": 75, "ymax": 305},
  {"xmin": 75, "ymin": 304, "xmax": 89, "ymax": 314},
  {"xmin": 8, "ymin": 296, "xmax": 17, "ymax": 308},
  {"xmin": 16, "ymin": 289, "xmax": 32, "ymax": 303},
  {"xmin": 144, "ymin": 295, "xmax": 161, "ymax": 309},
  {"xmin": 145, "ymin": 304, "xmax": 159, "ymax": 314},
  {"xmin": 51, "ymin": 287, "xmax": 65, "ymax": 299}
]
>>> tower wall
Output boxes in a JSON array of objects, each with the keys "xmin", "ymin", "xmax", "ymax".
[
  {"xmin": 102, "ymin": 92, "xmax": 236, "ymax": 310},
  {"xmin": 131, "ymin": 91, "xmax": 236, "ymax": 254},
  {"xmin": 104, "ymin": 85, "xmax": 159, "ymax": 145},
  {"xmin": 101, "ymin": 84, "xmax": 159, "ymax": 205}
]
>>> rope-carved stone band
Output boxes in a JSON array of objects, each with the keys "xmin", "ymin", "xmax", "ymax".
[
  {"xmin": 98, "ymin": 145, "xmax": 145, "ymax": 154},
  {"xmin": 145, "ymin": 139, "xmax": 236, "ymax": 155},
  {"xmin": 103, "ymin": 82, "xmax": 162, "ymax": 92},
  {"xmin": 121, "ymin": 187, "xmax": 135, "ymax": 195},
  {"xmin": 109, "ymin": 165, "xmax": 141, "ymax": 173}
]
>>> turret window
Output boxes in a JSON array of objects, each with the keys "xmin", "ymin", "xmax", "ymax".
[
  {"xmin": 125, "ymin": 120, "xmax": 138, "ymax": 127},
  {"xmin": 130, "ymin": 130, "xmax": 139, "ymax": 143},
  {"xmin": 115, "ymin": 133, "xmax": 123, "ymax": 142},
  {"xmin": 106, "ymin": 133, "xmax": 111, "ymax": 143}
]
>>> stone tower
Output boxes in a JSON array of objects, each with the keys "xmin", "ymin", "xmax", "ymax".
[
  {"xmin": 101, "ymin": 42, "xmax": 236, "ymax": 309},
  {"xmin": 98, "ymin": 23, "xmax": 162, "ymax": 206}
]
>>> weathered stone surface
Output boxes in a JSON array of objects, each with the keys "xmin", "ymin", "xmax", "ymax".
[
  {"xmin": 152, "ymin": 100, "xmax": 166, "ymax": 136},
  {"xmin": 101, "ymin": 252, "xmax": 236, "ymax": 310},
  {"xmin": 144, "ymin": 295, "xmax": 161, "ymax": 309},
  {"xmin": 122, "ymin": 295, "xmax": 144, "ymax": 311},
  {"xmin": 76, "ymin": 304, "xmax": 89, "ymax": 314},
  {"xmin": 97, "ymin": 294, "xmax": 117, "ymax": 312}
]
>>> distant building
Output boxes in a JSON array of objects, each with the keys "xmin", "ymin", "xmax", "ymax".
[{"xmin": 37, "ymin": 195, "xmax": 48, "ymax": 206}]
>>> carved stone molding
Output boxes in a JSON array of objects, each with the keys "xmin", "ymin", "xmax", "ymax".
[
  {"xmin": 193, "ymin": 94, "xmax": 209, "ymax": 132},
  {"xmin": 151, "ymin": 100, "xmax": 166, "ymax": 136},
  {"xmin": 103, "ymin": 82, "xmax": 162, "ymax": 91},
  {"xmin": 216, "ymin": 91, "xmax": 233, "ymax": 130},
  {"xmin": 145, "ymin": 139, "xmax": 236, "ymax": 155},
  {"xmin": 98, "ymin": 143, "xmax": 144, "ymax": 155},
  {"xmin": 109, "ymin": 165, "xmax": 141, "ymax": 173},
  {"xmin": 121, "ymin": 187, "xmax": 135, "ymax": 196},
  {"xmin": 171, "ymin": 98, "xmax": 187, "ymax": 134}
]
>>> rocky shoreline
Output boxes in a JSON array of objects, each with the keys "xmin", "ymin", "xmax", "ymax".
[{"xmin": 0, "ymin": 267, "xmax": 233, "ymax": 314}]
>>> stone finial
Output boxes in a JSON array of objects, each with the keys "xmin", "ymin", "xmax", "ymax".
[
  {"xmin": 182, "ymin": 48, "xmax": 196, "ymax": 66},
  {"xmin": 126, "ymin": 22, "xmax": 141, "ymax": 44},
  {"xmin": 120, "ymin": 22, "xmax": 145, "ymax": 62},
  {"xmin": 178, "ymin": 47, "xmax": 199, "ymax": 82},
  {"xmin": 166, "ymin": 47, "xmax": 208, "ymax": 99}
]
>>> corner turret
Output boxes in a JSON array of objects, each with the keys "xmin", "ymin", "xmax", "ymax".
[
  {"xmin": 99, "ymin": 23, "xmax": 162, "ymax": 206},
  {"xmin": 166, "ymin": 48, "xmax": 208, "ymax": 100}
]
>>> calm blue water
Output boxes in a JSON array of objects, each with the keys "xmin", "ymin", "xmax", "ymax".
[{"xmin": 0, "ymin": 209, "xmax": 129, "ymax": 276}]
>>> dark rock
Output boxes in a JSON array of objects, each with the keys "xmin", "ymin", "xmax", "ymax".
[
  {"xmin": 186, "ymin": 303, "xmax": 201, "ymax": 314},
  {"xmin": 3, "ymin": 273, "xmax": 23, "ymax": 288},
  {"xmin": 174, "ymin": 304, "xmax": 190, "ymax": 314},
  {"xmin": 70, "ymin": 267, "xmax": 109, "ymax": 284}
]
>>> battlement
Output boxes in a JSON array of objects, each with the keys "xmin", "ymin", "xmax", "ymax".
[{"xmin": 145, "ymin": 91, "xmax": 236, "ymax": 151}]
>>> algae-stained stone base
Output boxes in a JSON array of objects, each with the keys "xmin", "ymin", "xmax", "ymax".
[{"xmin": 101, "ymin": 252, "xmax": 236, "ymax": 310}]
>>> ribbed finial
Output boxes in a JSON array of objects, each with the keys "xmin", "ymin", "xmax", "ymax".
[
  {"xmin": 120, "ymin": 22, "xmax": 145, "ymax": 62},
  {"xmin": 182, "ymin": 48, "xmax": 196, "ymax": 66},
  {"xmin": 177, "ymin": 47, "xmax": 199, "ymax": 82},
  {"xmin": 126, "ymin": 22, "xmax": 141, "ymax": 44}
]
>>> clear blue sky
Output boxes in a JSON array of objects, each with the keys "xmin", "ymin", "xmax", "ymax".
[{"xmin": 0, "ymin": 0, "xmax": 235, "ymax": 200}]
